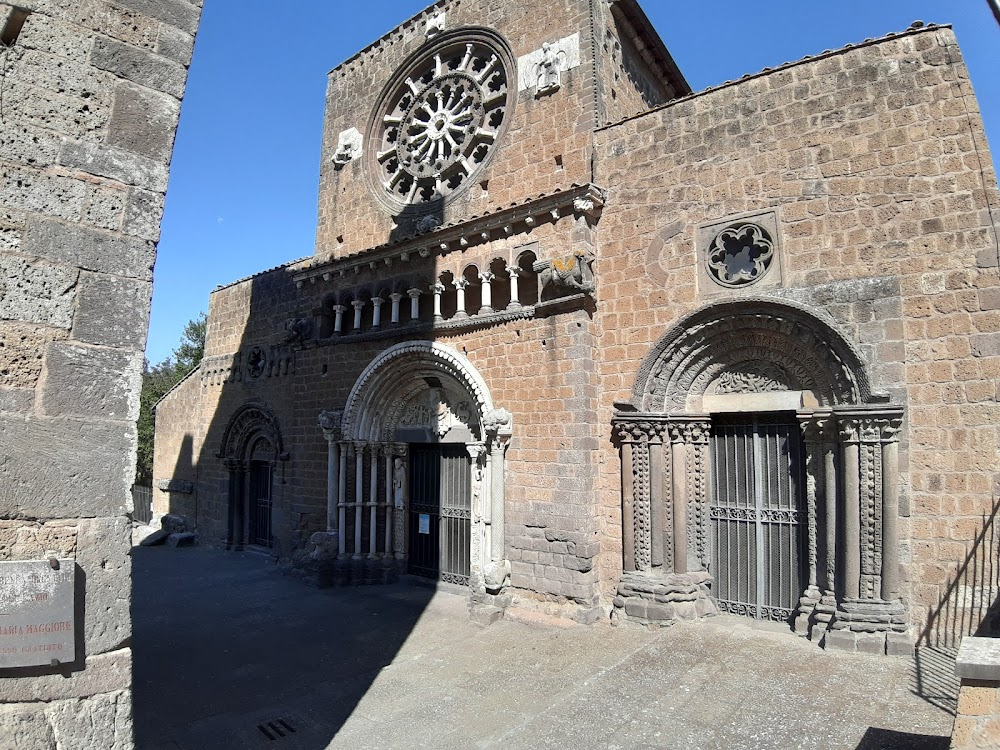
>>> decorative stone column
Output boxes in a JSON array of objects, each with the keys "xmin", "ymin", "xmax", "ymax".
[
  {"xmin": 466, "ymin": 442, "xmax": 487, "ymax": 583},
  {"xmin": 368, "ymin": 443, "xmax": 379, "ymax": 558},
  {"xmin": 353, "ymin": 442, "xmax": 365, "ymax": 559},
  {"xmin": 430, "ymin": 282, "xmax": 445, "ymax": 321},
  {"xmin": 392, "ymin": 443, "xmax": 408, "ymax": 559},
  {"xmin": 382, "ymin": 445, "xmax": 393, "ymax": 559},
  {"xmin": 506, "ymin": 266, "xmax": 521, "ymax": 309},
  {"xmin": 827, "ymin": 407, "xmax": 908, "ymax": 654},
  {"xmin": 407, "ymin": 287, "xmax": 422, "ymax": 322},
  {"xmin": 351, "ymin": 300, "xmax": 364, "ymax": 331},
  {"xmin": 389, "ymin": 292, "xmax": 403, "ymax": 324},
  {"xmin": 482, "ymin": 408, "xmax": 512, "ymax": 593},
  {"xmin": 371, "ymin": 296, "xmax": 384, "ymax": 329},
  {"xmin": 478, "ymin": 270, "xmax": 494, "ymax": 315},
  {"xmin": 337, "ymin": 441, "xmax": 348, "ymax": 557},
  {"xmin": 797, "ymin": 412, "xmax": 831, "ymax": 635},
  {"xmin": 611, "ymin": 412, "xmax": 715, "ymax": 628},
  {"xmin": 452, "ymin": 277, "xmax": 469, "ymax": 318},
  {"xmin": 332, "ymin": 304, "xmax": 346, "ymax": 335},
  {"xmin": 318, "ymin": 411, "xmax": 342, "ymax": 533},
  {"xmin": 224, "ymin": 458, "xmax": 245, "ymax": 551}
]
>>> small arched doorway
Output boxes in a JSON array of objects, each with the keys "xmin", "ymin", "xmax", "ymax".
[
  {"xmin": 218, "ymin": 403, "xmax": 286, "ymax": 552},
  {"xmin": 318, "ymin": 342, "xmax": 513, "ymax": 593},
  {"xmin": 613, "ymin": 298, "xmax": 907, "ymax": 649}
]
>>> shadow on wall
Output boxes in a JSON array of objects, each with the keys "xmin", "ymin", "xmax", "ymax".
[{"xmin": 911, "ymin": 493, "xmax": 1000, "ymax": 715}]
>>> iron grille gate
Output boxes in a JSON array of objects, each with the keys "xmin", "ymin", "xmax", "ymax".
[
  {"xmin": 248, "ymin": 461, "xmax": 273, "ymax": 547},
  {"xmin": 408, "ymin": 445, "xmax": 471, "ymax": 585},
  {"xmin": 710, "ymin": 413, "xmax": 805, "ymax": 622}
]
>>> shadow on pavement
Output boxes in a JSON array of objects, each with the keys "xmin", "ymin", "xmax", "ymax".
[
  {"xmin": 131, "ymin": 545, "xmax": 435, "ymax": 750},
  {"xmin": 855, "ymin": 728, "xmax": 949, "ymax": 750}
]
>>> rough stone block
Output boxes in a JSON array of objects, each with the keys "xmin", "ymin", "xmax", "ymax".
[
  {"xmin": 17, "ymin": 12, "xmax": 93, "ymax": 64},
  {"xmin": 0, "ymin": 702, "xmax": 54, "ymax": 750},
  {"xmin": 0, "ymin": 648, "xmax": 130, "ymax": 702},
  {"xmin": 77, "ymin": 0, "xmax": 158, "ymax": 50},
  {"xmin": 39, "ymin": 343, "xmax": 142, "ymax": 421},
  {"xmin": 77, "ymin": 517, "xmax": 132, "ymax": 655},
  {"xmin": 46, "ymin": 689, "xmax": 132, "ymax": 750},
  {"xmin": 112, "ymin": 0, "xmax": 201, "ymax": 34},
  {"xmin": 60, "ymin": 139, "xmax": 169, "ymax": 193},
  {"xmin": 22, "ymin": 217, "xmax": 155, "ymax": 281},
  {"xmin": 0, "ymin": 255, "xmax": 78, "ymax": 329},
  {"xmin": 823, "ymin": 629, "xmax": 857, "ymax": 653},
  {"xmin": 166, "ymin": 531, "xmax": 196, "ymax": 547},
  {"xmin": 0, "ymin": 121, "xmax": 63, "ymax": 168},
  {"xmin": 123, "ymin": 187, "xmax": 165, "ymax": 240},
  {"xmin": 0, "ymin": 518, "xmax": 77, "ymax": 560},
  {"xmin": 0, "ymin": 162, "xmax": 87, "ymax": 220},
  {"xmin": 0, "ymin": 386, "xmax": 33, "ymax": 413},
  {"xmin": 139, "ymin": 528, "xmax": 169, "ymax": 546},
  {"xmin": 2, "ymin": 79, "xmax": 110, "ymax": 138},
  {"xmin": 156, "ymin": 23, "xmax": 195, "ymax": 66},
  {"xmin": 971, "ymin": 334, "xmax": 1000, "ymax": 358},
  {"xmin": 91, "ymin": 36, "xmax": 188, "ymax": 98},
  {"xmin": 886, "ymin": 632, "xmax": 914, "ymax": 657},
  {"xmin": 0, "ymin": 416, "xmax": 133, "ymax": 519},
  {"xmin": 73, "ymin": 272, "xmax": 152, "ymax": 350},
  {"xmin": 106, "ymin": 80, "xmax": 181, "ymax": 163},
  {"xmin": 855, "ymin": 632, "xmax": 887, "ymax": 655},
  {"xmin": 469, "ymin": 604, "xmax": 503, "ymax": 627},
  {"xmin": 0, "ymin": 321, "xmax": 69, "ymax": 388}
]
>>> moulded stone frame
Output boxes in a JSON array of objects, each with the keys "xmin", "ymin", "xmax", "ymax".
[
  {"xmin": 325, "ymin": 341, "xmax": 513, "ymax": 593},
  {"xmin": 364, "ymin": 27, "xmax": 518, "ymax": 217},
  {"xmin": 614, "ymin": 297, "xmax": 907, "ymax": 648},
  {"xmin": 696, "ymin": 208, "xmax": 784, "ymax": 298}
]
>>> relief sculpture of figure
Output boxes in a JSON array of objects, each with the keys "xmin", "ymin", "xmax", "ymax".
[
  {"xmin": 535, "ymin": 41, "xmax": 563, "ymax": 95},
  {"xmin": 392, "ymin": 457, "xmax": 407, "ymax": 509}
]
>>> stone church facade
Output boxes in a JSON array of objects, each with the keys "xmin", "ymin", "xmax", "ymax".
[{"xmin": 154, "ymin": 0, "xmax": 1000, "ymax": 654}]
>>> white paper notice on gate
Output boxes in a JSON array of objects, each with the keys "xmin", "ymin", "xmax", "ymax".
[{"xmin": 418, "ymin": 514, "xmax": 430, "ymax": 535}]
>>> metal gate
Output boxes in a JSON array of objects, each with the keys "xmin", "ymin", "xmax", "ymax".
[
  {"xmin": 710, "ymin": 413, "xmax": 805, "ymax": 622},
  {"xmin": 408, "ymin": 445, "xmax": 471, "ymax": 585},
  {"xmin": 248, "ymin": 461, "xmax": 273, "ymax": 547}
]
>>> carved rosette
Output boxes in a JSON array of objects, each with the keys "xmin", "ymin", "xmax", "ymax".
[{"xmin": 706, "ymin": 223, "xmax": 775, "ymax": 288}]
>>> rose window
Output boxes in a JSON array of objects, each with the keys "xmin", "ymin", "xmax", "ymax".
[
  {"xmin": 371, "ymin": 35, "xmax": 513, "ymax": 209},
  {"xmin": 706, "ymin": 223, "xmax": 775, "ymax": 287}
]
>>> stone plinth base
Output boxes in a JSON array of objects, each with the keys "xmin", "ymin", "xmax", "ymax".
[
  {"xmin": 611, "ymin": 570, "xmax": 716, "ymax": 627},
  {"xmin": 952, "ymin": 637, "xmax": 1000, "ymax": 749},
  {"xmin": 821, "ymin": 599, "xmax": 911, "ymax": 656},
  {"xmin": 293, "ymin": 555, "xmax": 401, "ymax": 588}
]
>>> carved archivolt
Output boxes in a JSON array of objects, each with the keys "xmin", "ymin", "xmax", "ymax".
[
  {"xmin": 632, "ymin": 298, "xmax": 875, "ymax": 411},
  {"xmin": 341, "ymin": 341, "xmax": 499, "ymax": 442},
  {"xmin": 218, "ymin": 402, "xmax": 285, "ymax": 465}
]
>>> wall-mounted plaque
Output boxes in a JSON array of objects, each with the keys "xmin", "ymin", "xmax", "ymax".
[
  {"xmin": 0, "ymin": 559, "xmax": 75, "ymax": 669},
  {"xmin": 418, "ymin": 514, "xmax": 430, "ymax": 535}
]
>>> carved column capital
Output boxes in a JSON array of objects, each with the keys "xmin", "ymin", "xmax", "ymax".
[
  {"xmin": 484, "ymin": 407, "xmax": 513, "ymax": 439},
  {"xmin": 331, "ymin": 304, "xmax": 347, "ymax": 314},
  {"xmin": 506, "ymin": 266, "xmax": 521, "ymax": 279},
  {"xmin": 799, "ymin": 410, "xmax": 834, "ymax": 444},
  {"xmin": 465, "ymin": 442, "xmax": 487, "ymax": 462},
  {"xmin": 223, "ymin": 457, "xmax": 244, "ymax": 472},
  {"xmin": 389, "ymin": 292, "xmax": 403, "ymax": 303},
  {"xmin": 452, "ymin": 277, "xmax": 469, "ymax": 290},
  {"xmin": 351, "ymin": 299, "xmax": 365, "ymax": 311},
  {"xmin": 430, "ymin": 282, "xmax": 446, "ymax": 295},
  {"xmin": 318, "ymin": 409, "xmax": 343, "ymax": 441},
  {"xmin": 479, "ymin": 270, "xmax": 495, "ymax": 283},
  {"xmin": 406, "ymin": 288, "xmax": 422, "ymax": 299}
]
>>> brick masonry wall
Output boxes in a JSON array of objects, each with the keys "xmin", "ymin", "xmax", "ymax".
[
  {"xmin": 592, "ymin": 26, "xmax": 1000, "ymax": 633},
  {"xmin": 316, "ymin": 0, "xmax": 602, "ymax": 260},
  {"xmin": 0, "ymin": 1, "xmax": 201, "ymax": 747}
]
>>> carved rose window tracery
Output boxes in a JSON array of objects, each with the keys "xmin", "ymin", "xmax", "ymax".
[
  {"xmin": 370, "ymin": 33, "xmax": 513, "ymax": 210},
  {"xmin": 706, "ymin": 223, "xmax": 775, "ymax": 288}
]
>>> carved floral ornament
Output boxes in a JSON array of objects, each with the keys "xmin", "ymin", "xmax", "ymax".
[
  {"xmin": 630, "ymin": 299, "xmax": 876, "ymax": 412},
  {"xmin": 369, "ymin": 29, "xmax": 515, "ymax": 211},
  {"xmin": 706, "ymin": 223, "xmax": 775, "ymax": 288},
  {"xmin": 218, "ymin": 403, "xmax": 285, "ymax": 464}
]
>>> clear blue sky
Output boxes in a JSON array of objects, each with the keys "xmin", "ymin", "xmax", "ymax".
[{"xmin": 146, "ymin": 0, "xmax": 1000, "ymax": 363}]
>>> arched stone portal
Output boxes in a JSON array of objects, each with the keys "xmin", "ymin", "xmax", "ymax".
[
  {"xmin": 613, "ymin": 298, "xmax": 908, "ymax": 653},
  {"xmin": 217, "ymin": 402, "xmax": 286, "ymax": 551},
  {"xmin": 316, "ymin": 342, "xmax": 512, "ymax": 593}
]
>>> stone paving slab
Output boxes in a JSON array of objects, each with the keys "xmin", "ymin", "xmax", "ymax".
[{"xmin": 132, "ymin": 547, "xmax": 953, "ymax": 750}]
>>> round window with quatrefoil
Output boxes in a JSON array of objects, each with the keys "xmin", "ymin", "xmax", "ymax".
[
  {"xmin": 706, "ymin": 223, "xmax": 775, "ymax": 288},
  {"xmin": 367, "ymin": 29, "xmax": 515, "ymax": 213}
]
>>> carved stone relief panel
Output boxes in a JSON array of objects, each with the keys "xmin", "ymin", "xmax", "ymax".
[
  {"xmin": 696, "ymin": 209, "xmax": 783, "ymax": 297},
  {"xmin": 396, "ymin": 385, "xmax": 479, "ymax": 441}
]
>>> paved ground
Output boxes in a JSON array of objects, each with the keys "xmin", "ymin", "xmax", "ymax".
[{"xmin": 132, "ymin": 546, "xmax": 955, "ymax": 750}]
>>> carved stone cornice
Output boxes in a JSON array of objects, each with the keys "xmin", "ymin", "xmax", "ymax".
[
  {"xmin": 835, "ymin": 406, "xmax": 904, "ymax": 445},
  {"xmin": 292, "ymin": 184, "xmax": 607, "ymax": 286}
]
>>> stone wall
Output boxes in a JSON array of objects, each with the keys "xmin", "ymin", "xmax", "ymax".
[
  {"xmin": 592, "ymin": 25, "xmax": 1000, "ymax": 635},
  {"xmin": 0, "ymin": 1, "xmax": 201, "ymax": 746}
]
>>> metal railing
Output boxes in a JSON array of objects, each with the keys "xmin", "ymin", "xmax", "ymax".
[{"xmin": 131, "ymin": 485, "xmax": 153, "ymax": 525}]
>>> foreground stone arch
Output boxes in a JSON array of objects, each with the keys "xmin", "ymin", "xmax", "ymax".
[{"xmin": 613, "ymin": 298, "xmax": 909, "ymax": 653}]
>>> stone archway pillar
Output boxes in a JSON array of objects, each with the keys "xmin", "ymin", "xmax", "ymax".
[
  {"xmin": 225, "ymin": 458, "xmax": 245, "ymax": 551},
  {"xmin": 482, "ymin": 408, "xmax": 512, "ymax": 592}
]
